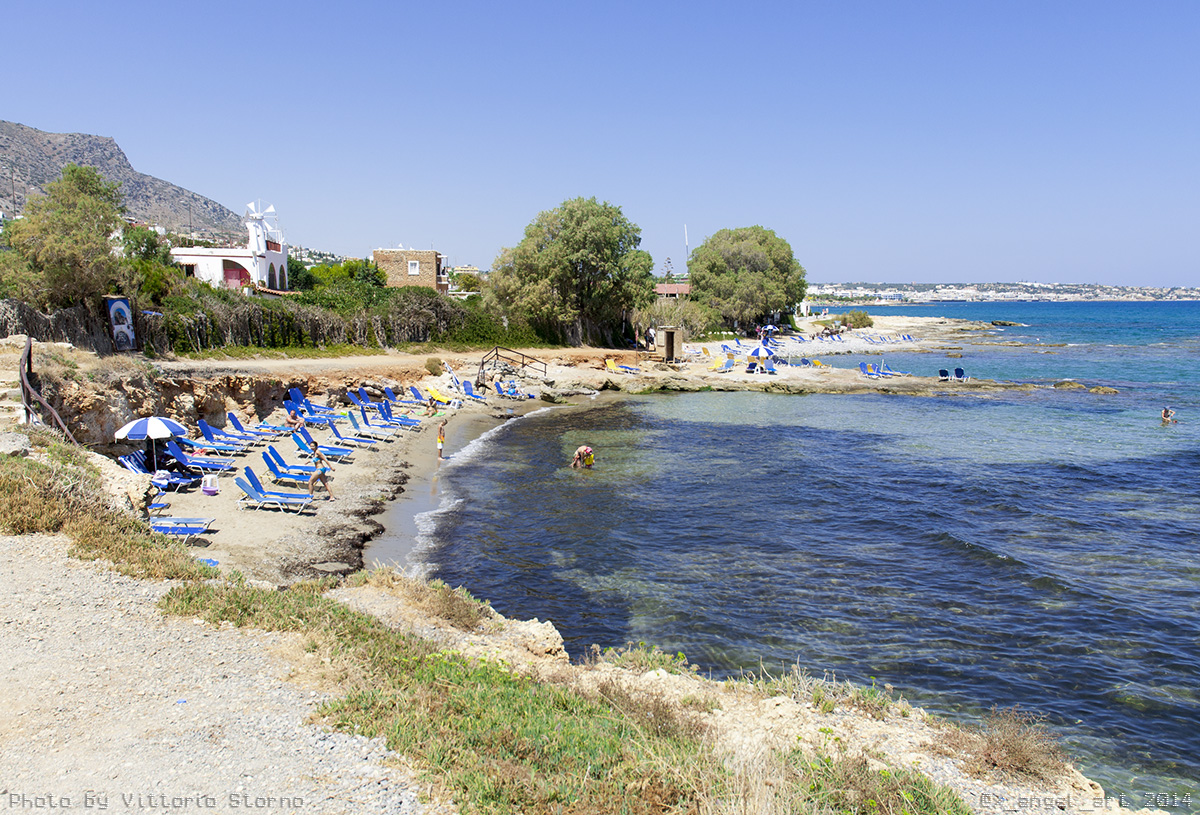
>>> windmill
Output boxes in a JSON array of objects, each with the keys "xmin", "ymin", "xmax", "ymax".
[{"xmin": 244, "ymin": 201, "xmax": 283, "ymax": 256}]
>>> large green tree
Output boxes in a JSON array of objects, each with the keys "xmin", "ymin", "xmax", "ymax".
[
  {"xmin": 487, "ymin": 197, "xmax": 655, "ymax": 344},
  {"xmin": 688, "ymin": 226, "xmax": 806, "ymax": 329},
  {"xmin": 2, "ymin": 164, "xmax": 126, "ymax": 309}
]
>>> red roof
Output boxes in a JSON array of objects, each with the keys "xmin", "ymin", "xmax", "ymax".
[{"xmin": 655, "ymin": 282, "xmax": 691, "ymax": 296}]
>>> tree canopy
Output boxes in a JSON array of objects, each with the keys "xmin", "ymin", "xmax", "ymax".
[
  {"xmin": 687, "ymin": 226, "xmax": 806, "ymax": 329},
  {"xmin": 487, "ymin": 197, "xmax": 655, "ymax": 344},
  {"xmin": 1, "ymin": 164, "xmax": 128, "ymax": 309}
]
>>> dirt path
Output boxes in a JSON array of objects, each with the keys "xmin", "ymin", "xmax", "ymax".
[{"xmin": 0, "ymin": 533, "xmax": 434, "ymax": 814}]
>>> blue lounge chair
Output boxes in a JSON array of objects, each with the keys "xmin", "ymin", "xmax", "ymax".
[
  {"xmin": 494, "ymin": 381, "xmax": 519, "ymax": 399},
  {"xmin": 166, "ymin": 441, "xmax": 236, "ymax": 473},
  {"xmin": 938, "ymin": 369, "xmax": 951, "ymax": 381},
  {"xmin": 745, "ymin": 361, "xmax": 758, "ymax": 374},
  {"xmin": 378, "ymin": 401, "xmax": 420, "ymax": 426},
  {"xmin": 954, "ymin": 367, "xmax": 970, "ymax": 382},
  {"xmin": 176, "ymin": 436, "xmax": 240, "ymax": 456},
  {"xmin": 149, "ymin": 521, "xmax": 212, "ymax": 544},
  {"xmin": 197, "ymin": 420, "xmax": 255, "ymax": 449},
  {"xmin": 462, "ymin": 381, "xmax": 487, "ymax": 402},
  {"xmin": 763, "ymin": 358, "xmax": 778, "ymax": 375},
  {"xmin": 347, "ymin": 390, "xmax": 381, "ymax": 413},
  {"xmin": 236, "ymin": 477, "xmax": 314, "ymax": 513},
  {"xmin": 289, "ymin": 388, "xmax": 337, "ymax": 415},
  {"xmin": 328, "ymin": 421, "xmax": 379, "ymax": 447},
  {"xmin": 119, "ymin": 454, "xmax": 201, "ymax": 491},
  {"xmin": 384, "ymin": 386, "xmax": 422, "ymax": 406},
  {"xmin": 880, "ymin": 363, "xmax": 911, "ymax": 376},
  {"xmin": 266, "ymin": 445, "xmax": 317, "ymax": 473},
  {"xmin": 714, "ymin": 359, "xmax": 735, "ymax": 373},
  {"xmin": 294, "ymin": 429, "xmax": 353, "ymax": 461},
  {"xmin": 859, "ymin": 362, "xmax": 881, "ymax": 379},
  {"xmin": 283, "ymin": 399, "xmax": 338, "ymax": 427},
  {"xmin": 346, "ymin": 410, "xmax": 399, "ymax": 439},
  {"xmin": 409, "ymin": 385, "xmax": 428, "ymax": 403},
  {"xmin": 262, "ymin": 452, "xmax": 313, "ymax": 486},
  {"xmin": 244, "ymin": 466, "xmax": 311, "ymax": 500},
  {"xmin": 227, "ymin": 412, "xmax": 284, "ymax": 438}
]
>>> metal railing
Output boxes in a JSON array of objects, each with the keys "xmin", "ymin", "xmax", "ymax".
[
  {"xmin": 18, "ymin": 336, "xmax": 79, "ymax": 444},
  {"xmin": 477, "ymin": 346, "xmax": 548, "ymax": 381}
]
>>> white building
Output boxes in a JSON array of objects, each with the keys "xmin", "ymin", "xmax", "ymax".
[{"xmin": 170, "ymin": 202, "xmax": 289, "ymax": 292}]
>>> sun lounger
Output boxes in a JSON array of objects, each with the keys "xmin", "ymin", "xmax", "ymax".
[
  {"xmin": 938, "ymin": 369, "xmax": 951, "ymax": 381},
  {"xmin": 226, "ymin": 413, "xmax": 285, "ymax": 438},
  {"xmin": 763, "ymin": 358, "xmax": 778, "ymax": 375},
  {"xmin": 166, "ymin": 441, "xmax": 236, "ymax": 473},
  {"xmin": 384, "ymin": 386, "xmax": 422, "ymax": 406},
  {"xmin": 197, "ymin": 420, "xmax": 255, "ymax": 450},
  {"xmin": 880, "ymin": 363, "xmax": 911, "ymax": 376},
  {"xmin": 346, "ymin": 410, "xmax": 399, "ymax": 439},
  {"xmin": 462, "ymin": 381, "xmax": 487, "ymax": 402},
  {"xmin": 293, "ymin": 431, "xmax": 353, "ymax": 462},
  {"xmin": 714, "ymin": 359, "xmax": 735, "ymax": 373},
  {"xmin": 427, "ymin": 385, "xmax": 454, "ymax": 405},
  {"xmin": 244, "ymin": 467, "xmax": 312, "ymax": 500},
  {"xmin": 859, "ymin": 361, "xmax": 881, "ymax": 379},
  {"xmin": 289, "ymin": 388, "xmax": 339, "ymax": 415},
  {"xmin": 328, "ymin": 421, "xmax": 379, "ymax": 447},
  {"xmin": 262, "ymin": 452, "xmax": 313, "ymax": 486},
  {"xmin": 149, "ymin": 521, "xmax": 212, "ymax": 545},
  {"xmin": 606, "ymin": 359, "xmax": 640, "ymax": 375},
  {"xmin": 954, "ymin": 367, "xmax": 970, "ymax": 382},
  {"xmin": 236, "ymin": 477, "xmax": 314, "ymax": 513},
  {"xmin": 119, "ymin": 454, "xmax": 201, "ymax": 490}
]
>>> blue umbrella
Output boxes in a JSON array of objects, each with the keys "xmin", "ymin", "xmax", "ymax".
[
  {"xmin": 115, "ymin": 416, "xmax": 188, "ymax": 441},
  {"xmin": 115, "ymin": 416, "xmax": 189, "ymax": 472},
  {"xmin": 748, "ymin": 344, "xmax": 775, "ymax": 358}
]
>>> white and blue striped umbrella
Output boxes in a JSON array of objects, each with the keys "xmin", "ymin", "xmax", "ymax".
[
  {"xmin": 748, "ymin": 344, "xmax": 776, "ymax": 358},
  {"xmin": 115, "ymin": 416, "xmax": 188, "ymax": 441}
]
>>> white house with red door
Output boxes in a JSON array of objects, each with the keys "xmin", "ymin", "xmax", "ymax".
[{"xmin": 170, "ymin": 202, "xmax": 290, "ymax": 293}]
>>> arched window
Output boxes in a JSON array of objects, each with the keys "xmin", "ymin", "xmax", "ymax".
[{"xmin": 268, "ymin": 263, "xmax": 277, "ymax": 290}]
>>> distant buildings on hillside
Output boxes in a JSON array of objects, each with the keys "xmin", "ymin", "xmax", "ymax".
[
  {"xmin": 169, "ymin": 202, "xmax": 289, "ymax": 293},
  {"xmin": 807, "ymin": 282, "xmax": 1200, "ymax": 302}
]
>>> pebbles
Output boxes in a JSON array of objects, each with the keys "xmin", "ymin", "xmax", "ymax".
[{"xmin": 0, "ymin": 533, "xmax": 434, "ymax": 814}]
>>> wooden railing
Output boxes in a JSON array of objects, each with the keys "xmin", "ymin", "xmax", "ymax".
[
  {"xmin": 18, "ymin": 336, "xmax": 79, "ymax": 444},
  {"xmin": 477, "ymin": 347, "xmax": 548, "ymax": 381}
]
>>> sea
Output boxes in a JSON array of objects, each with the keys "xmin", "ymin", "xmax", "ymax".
[{"xmin": 370, "ymin": 301, "xmax": 1200, "ymax": 803}]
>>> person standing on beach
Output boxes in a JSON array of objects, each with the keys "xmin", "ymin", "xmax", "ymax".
[
  {"xmin": 437, "ymin": 420, "xmax": 447, "ymax": 460},
  {"xmin": 308, "ymin": 449, "xmax": 336, "ymax": 500},
  {"xmin": 1162, "ymin": 406, "xmax": 1177, "ymax": 425}
]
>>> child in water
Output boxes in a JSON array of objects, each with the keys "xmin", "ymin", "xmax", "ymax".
[{"xmin": 571, "ymin": 445, "xmax": 595, "ymax": 469}]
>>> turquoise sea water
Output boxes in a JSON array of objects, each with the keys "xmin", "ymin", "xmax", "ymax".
[{"xmin": 373, "ymin": 301, "xmax": 1200, "ymax": 802}]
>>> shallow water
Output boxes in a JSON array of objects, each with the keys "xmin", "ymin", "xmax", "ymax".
[{"xmin": 374, "ymin": 301, "xmax": 1200, "ymax": 800}]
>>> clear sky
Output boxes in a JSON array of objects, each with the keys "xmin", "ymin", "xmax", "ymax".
[{"xmin": 5, "ymin": 1, "xmax": 1197, "ymax": 286}]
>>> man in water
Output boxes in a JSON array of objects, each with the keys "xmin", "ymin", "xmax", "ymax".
[
  {"xmin": 1162, "ymin": 406, "xmax": 1177, "ymax": 425},
  {"xmin": 571, "ymin": 445, "xmax": 594, "ymax": 469}
]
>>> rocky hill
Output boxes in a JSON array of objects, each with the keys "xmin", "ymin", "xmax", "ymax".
[{"xmin": 0, "ymin": 120, "xmax": 244, "ymax": 240}]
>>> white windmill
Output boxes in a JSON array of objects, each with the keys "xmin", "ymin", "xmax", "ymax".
[{"xmin": 243, "ymin": 201, "xmax": 288, "ymax": 289}]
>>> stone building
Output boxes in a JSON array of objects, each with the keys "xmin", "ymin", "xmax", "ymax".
[{"xmin": 373, "ymin": 248, "xmax": 449, "ymax": 295}]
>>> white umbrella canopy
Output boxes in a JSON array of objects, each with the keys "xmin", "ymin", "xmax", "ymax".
[
  {"xmin": 748, "ymin": 345, "xmax": 776, "ymax": 358},
  {"xmin": 115, "ymin": 416, "xmax": 188, "ymax": 441}
]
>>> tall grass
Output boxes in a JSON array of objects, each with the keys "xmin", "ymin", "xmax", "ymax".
[{"xmin": 0, "ymin": 427, "xmax": 214, "ymax": 580}]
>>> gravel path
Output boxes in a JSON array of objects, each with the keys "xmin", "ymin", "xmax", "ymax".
[{"xmin": 0, "ymin": 533, "xmax": 435, "ymax": 814}]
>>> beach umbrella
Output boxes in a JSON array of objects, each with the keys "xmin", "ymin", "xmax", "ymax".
[
  {"xmin": 115, "ymin": 416, "xmax": 188, "ymax": 441},
  {"xmin": 115, "ymin": 416, "xmax": 188, "ymax": 471},
  {"xmin": 762, "ymin": 324, "xmax": 778, "ymax": 334},
  {"xmin": 748, "ymin": 344, "xmax": 775, "ymax": 358}
]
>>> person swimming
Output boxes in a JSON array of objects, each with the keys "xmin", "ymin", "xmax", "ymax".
[
  {"xmin": 570, "ymin": 445, "xmax": 595, "ymax": 469},
  {"xmin": 1162, "ymin": 406, "xmax": 1177, "ymax": 425}
]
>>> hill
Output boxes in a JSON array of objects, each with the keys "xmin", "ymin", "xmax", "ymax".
[{"xmin": 0, "ymin": 120, "xmax": 244, "ymax": 240}]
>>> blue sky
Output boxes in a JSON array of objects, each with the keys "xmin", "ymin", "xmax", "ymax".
[{"xmin": 5, "ymin": 1, "xmax": 1197, "ymax": 286}]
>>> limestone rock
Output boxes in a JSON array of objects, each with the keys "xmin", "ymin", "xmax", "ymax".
[
  {"xmin": 1088, "ymin": 386, "xmax": 1119, "ymax": 394},
  {"xmin": 0, "ymin": 431, "xmax": 31, "ymax": 457},
  {"xmin": 1054, "ymin": 380, "xmax": 1087, "ymax": 390}
]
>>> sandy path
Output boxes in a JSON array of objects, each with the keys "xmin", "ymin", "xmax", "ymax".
[{"xmin": 0, "ymin": 533, "xmax": 430, "ymax": 814}]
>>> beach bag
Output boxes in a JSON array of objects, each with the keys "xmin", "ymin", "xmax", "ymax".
[{"xmin": 201, "ymin": 474, "xmax": 219, "ymax": 495}]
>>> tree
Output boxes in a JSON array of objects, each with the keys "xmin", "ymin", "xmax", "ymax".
[
  {"xmin": 3, "ymin": 164, "xmax": 125, "ymax": 309},
  {"xmin": 286, "ymin": 255, "xmax": 308, "ymax": 290},
  {"xmin": 487, "ymin": 197, "xmax": 655, "ymax": 344},
  {"xmin": 688, "ymin": 226, "xmax": 806, "ymax": 329}
]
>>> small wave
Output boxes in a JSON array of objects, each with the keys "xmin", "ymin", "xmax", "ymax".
[
  {"xmin": 408, "ymin": 495, "xmax": 467, "ymax": 578},
  {"xmin": 442, "ymin": 405, "xmax": 558, "ymax": 469}
]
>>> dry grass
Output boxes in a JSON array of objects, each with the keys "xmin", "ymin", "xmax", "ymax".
[
  {"xmin": 938, "ymin": 706, "xmax": 1067, "ymax": 783},
  {"xmin": 352, "ymin": 567, "xmax": 496, "ymax": 631},
  {"xmin": 0, "ymin": 426, "xmax": 214, "ymax": 581},
  {"xmin": 738, "ymin": 663, "xmax": 910, "ymax": 720}
]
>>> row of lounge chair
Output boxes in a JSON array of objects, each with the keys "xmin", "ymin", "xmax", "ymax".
[
  {"xmin": 857, "ymin": 361, "xmax": 912, "ymax": 379},
  {"xmin": 939, "ymin": 368, "xmax": 971, "ymax": 382}
]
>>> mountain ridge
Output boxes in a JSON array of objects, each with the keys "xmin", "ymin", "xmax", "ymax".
[{"xmin": 0, "ymin": 120, "xmax": 245, "ymax": 239}]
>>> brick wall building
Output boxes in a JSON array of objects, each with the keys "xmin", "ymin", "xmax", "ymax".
[{"xmin": 373, "ymin": 249, "xmax": 448, "ymax": 294}]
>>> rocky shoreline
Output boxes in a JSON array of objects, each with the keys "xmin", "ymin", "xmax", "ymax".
[{"xmin": 0, "ymin": 314, "xmax": 1152, "ymax": 815}]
